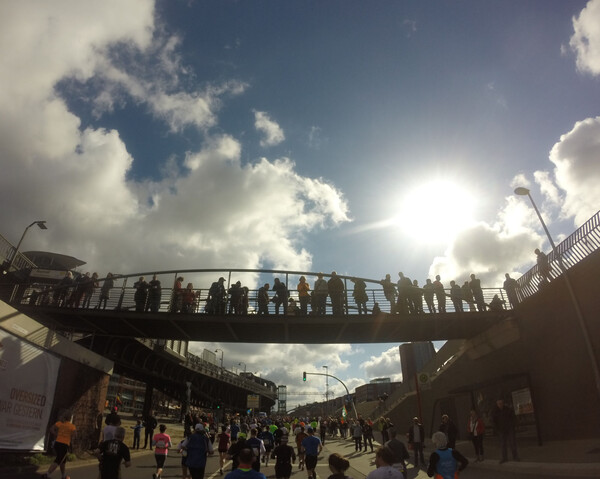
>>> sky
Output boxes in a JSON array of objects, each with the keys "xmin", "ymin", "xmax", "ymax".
[{"xmin": 2, "ymin": 0, "xmax": 600, "ymax": 410}]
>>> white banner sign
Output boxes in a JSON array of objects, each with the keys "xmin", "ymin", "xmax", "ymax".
[{"xmin": 0, "ymin": 329, "xmax": 61, "ymax": 451}]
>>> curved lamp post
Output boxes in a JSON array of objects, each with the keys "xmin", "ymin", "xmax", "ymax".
[
  {"xmin": 238, "ymin": 361, "xmax": 247, "ymax": 373},
  {"xmin": 6, "ymin": 220, "xmax": 47, "ymax": 271},
  {"xmin": 514, "ymin": 187, "xmax": 600, "ymax": 401}
]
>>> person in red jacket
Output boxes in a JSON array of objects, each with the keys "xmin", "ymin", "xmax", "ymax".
[{"xmin": 467, "ymin": 409, "xmax": 485, "ymax": 462}]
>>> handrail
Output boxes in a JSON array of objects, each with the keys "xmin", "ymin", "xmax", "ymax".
[
  {"xmin": 515, "ymin": 209, "xmax": 600, "ymax": 301},
  {"xmin": 7, "ymin": 269, "xmax": 508, "ymax": 315},
  {"xmin": 0, "ymin": 232, "xmax": 37, "ymax": 271}
]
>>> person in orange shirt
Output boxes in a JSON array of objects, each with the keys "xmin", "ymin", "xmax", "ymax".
[{"xmin": 43, "ymin": 410, "xmax": 76, "ymax": 479}]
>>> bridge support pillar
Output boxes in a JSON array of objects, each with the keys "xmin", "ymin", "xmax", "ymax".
[{"xmin": 142, "ymin": 382, "xmax": 154, "ymax": 419}]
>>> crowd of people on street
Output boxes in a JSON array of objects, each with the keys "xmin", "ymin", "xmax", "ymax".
[{"xmin": 41, "ymin": 397, "xmax": 524, "ymax": 479}]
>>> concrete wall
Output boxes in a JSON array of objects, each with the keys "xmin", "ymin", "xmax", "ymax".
[{"xmin": 385, "ymin": 250, "xmax": 600, "ymax": 442}]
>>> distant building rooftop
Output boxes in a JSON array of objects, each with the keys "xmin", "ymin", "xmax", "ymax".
[{"xmin": 23, "ymin": 251, "xmax": 86, "ymax": 271}]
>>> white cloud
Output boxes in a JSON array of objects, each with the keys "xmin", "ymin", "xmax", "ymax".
[
  {"xmin": 570, "ymin": 0, "xmax": 600, "ymax": 75},
  {"xmin": 548, "ymin": 117, "xmax": 600, "ymax": 225},
  {"xmin": 362, "ymin": 346, "xmax": 403, "ymax": 383},
  {"xmin": 254, "ymin": 111, "xmax": 285, "ymax": 147},
  {"xmin": 0, "ymin": 1, "xmax": 350, "ymax": 278}
]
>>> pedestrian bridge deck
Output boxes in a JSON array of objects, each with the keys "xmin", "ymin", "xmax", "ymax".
[{"xmin": 12, "ymin": 305, "xmax": 509, "ymax": 343}]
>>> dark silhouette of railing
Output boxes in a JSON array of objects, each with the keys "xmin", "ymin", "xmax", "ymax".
[{"xmin": 515, "ymin": 209, "xmax": 600, "ymax": 301}]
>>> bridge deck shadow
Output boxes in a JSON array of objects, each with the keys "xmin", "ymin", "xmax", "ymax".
[{"xmin": 14, "ymin": 305, "xmax": 511, "ymax": 343}]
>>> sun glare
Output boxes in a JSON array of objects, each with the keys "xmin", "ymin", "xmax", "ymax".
[{"xmin": 395, "ymin": 180, "xmax": 476, "ymax": 242}]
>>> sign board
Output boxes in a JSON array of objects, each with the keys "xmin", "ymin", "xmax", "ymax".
[
  {"xmin": 417, "ymin": 372, "xmax": 431, "ymax": 390},
  {"xmin": 0, "ymin": 329, "xmax": 61, "ymax": 451},
  {"xmin": 247, "ymin": 394, "xmax": 260, "ymax": 409},
  {"xmin": 512, "ymin": 387, "xmax": 534, "ymax": 415}
]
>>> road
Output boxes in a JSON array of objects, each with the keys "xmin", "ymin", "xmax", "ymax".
[{"xmin": 26, "ymin": 438, "xmax": 591, "ymax": 479}]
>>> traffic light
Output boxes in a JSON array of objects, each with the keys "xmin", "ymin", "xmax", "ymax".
[{"xmin": 303, "ymin": 372, "xmax": 307, "ymax": 381}]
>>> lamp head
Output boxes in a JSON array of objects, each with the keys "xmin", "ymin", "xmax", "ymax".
[{"xmin": 514, "ymin": 187, "xmax": 530, "ymax": 196}]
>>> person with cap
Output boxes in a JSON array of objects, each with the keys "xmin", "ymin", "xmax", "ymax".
[
  {"xmin": 438, "ymin": 414, "xmax": 458, "ymax": 450},
  {"xmin": 181, "ymin": 423, "xmax": 214, "ymax": 479},
  {"xmin": 225, "ymin": 448, "xmax": 266, "ymax": 479},
  {"xmin": 407, "ymin": 417, "xmax": 425, "ymax": 468},
  {"xmin": 301, "ymin": 427, "xmax": 322, "ymax": 479}
]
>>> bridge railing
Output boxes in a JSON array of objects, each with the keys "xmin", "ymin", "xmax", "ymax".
[
  {"xmin": 515, "ymin": 209, "xmax": 600, "ymax": 301},
  {"xmin": 0, "ymin": 232, "xmax": 37, "ymax": 271},
  {"xmin": 5, "ymin": 269, "xmax": 509, "ymax": 315}
]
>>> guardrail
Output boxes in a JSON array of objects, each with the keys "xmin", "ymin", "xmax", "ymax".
[
  {"xmin": 5, "ymin": 269, "xmax": 508, "ymax": 315},
  {"xmin": 0, "ymin": 232, "xmax": 37, "ymax": 271},
  {"xmin": 515, "ymin": 209, "xmax": 600, "ymax": 300}
]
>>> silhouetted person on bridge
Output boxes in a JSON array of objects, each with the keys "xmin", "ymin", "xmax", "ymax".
[
  {"xmin": 208, "ymin": 277, "xmax": 227, "ymax": 314},
  {"xmin": 535, "ymin": 248, "xmax": 551, "ymax": 283},
  {"xmin": 450, "ymin": 280, "xmax": 463, "ymax": 313},
  {"xmin": 411, "ymin": 279, "xmax": 423, "ymax": 314},
  {"xmin": 351, "ymin": 278, "xmax": 368, "ymax": 314},
  {"xmin": 147, "ymin": 274, "xmax": 162, "ymax": 312},
  {"xmin": 489, "ymin": 294, "xmax": 506, "ymax": 312},
  {"xmin": 134, "ymin": 276, "xmax": 149, "ymax": 312},
  {"xmin": 96, "ymin": 272, "xmax": 114, "ymax": 310},
  {"xmin": 396, "ymin": 272, "xmax": 413, "ymax": 314},
  {"xmin": 229, "ymin": 281, "xmax": 243, "ymax": 314},
  {"xmin": 461, "ymin": 281, "xmax": 476, "ymax": 311},
  {"xmin": 433, "ymin": 275, "xmax": 446, "ymax": 313},
  {"xmin": 182, "ymin": 283, "xmax": 199, "ymax": 313},
  {"xmin": 272, "ymin": 278, "xmax": 289, "ymax": 314},
  {"xmin": 171, "ymin": 276, "xmax": 184, "ymax": 312},
  {"xmin": 381, "ymin": 274, "xmax": 396, "ymax": 313},
  {"xmin": 423, "ymin": 279, "xmax": 436, "ymax": 313},
  {"xmin": 328, "ymin": 271, "xmax": 345, "ymax": 315},
  {"xmin": 313, "ymin": 273, "xmax": 328, "ymax": 315},
  {"xmin": 469, "ymin": 274, "xmax": 486, "ymax": 311},
  {"xmin": 503, "ymin": 273, "xmax": 519, "ymax": 308},
  {"xmin": 53, "ymin": 271, "xmax": 73, "ymax": 307},
  {"xmin": 82, "ymin": 272, "xmax": 98, "ymax": 309},
  {"xmin": 257, "ymin": 283, "xmax": 270, "ymax": 314}
]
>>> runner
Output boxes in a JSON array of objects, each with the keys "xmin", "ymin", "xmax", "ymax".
[
  {"xmin": 42, "ymin": 410, "xmax": 76, "ymax": 479},
  {"xmin": 153, "ymin": 424, "xmax": 173, "ymax": 479}
]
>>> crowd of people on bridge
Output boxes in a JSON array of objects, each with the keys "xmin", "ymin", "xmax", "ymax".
[{"xmin": 28, "ymin": 268, "xmax": 523, "ymax": 316}]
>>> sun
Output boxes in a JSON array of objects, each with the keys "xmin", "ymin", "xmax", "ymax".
[{"xmin": 395, "ymin": 180, "xmax": 476, "ymax": 242}]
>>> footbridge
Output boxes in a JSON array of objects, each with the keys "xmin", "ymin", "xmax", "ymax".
[{"xmin": 4, "ymin": 268, "xmax": 512, "ymax": 344}]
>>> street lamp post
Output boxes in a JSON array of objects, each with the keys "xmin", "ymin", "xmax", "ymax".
[
  {"xmin": 322, "ymin": 365, "xmax": 329, "ymax": 416},
  {"xmin": 238, "ymin": 362, "xmax": 247, "ymax": 373},
  {"xmin": 514, "ymin": 186, "xmax": 600, "ymax": 401},
  {"xmin": 6, "ymin": 220, "xmax": 47, "ymax": 272},
  {"xmin": 215, "ymin": 349, "xmax": 224, "ymax": 370}
]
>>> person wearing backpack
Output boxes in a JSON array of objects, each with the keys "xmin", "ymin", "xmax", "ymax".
[{"xmin": 152, "ymin": 424, "xmax": 172, "ymax": 479}]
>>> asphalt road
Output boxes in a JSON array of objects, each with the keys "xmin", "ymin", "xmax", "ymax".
[{"xmin": 25, "ymin": 444, "xmax": 592, "ymax": 479}]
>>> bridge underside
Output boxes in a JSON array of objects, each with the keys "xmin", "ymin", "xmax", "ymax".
[{"xmin": 14, "ymin": 306, "xmax": 510, "ymax": 343}]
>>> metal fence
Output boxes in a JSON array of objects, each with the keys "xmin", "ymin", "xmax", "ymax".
[
  {"xmin": 9, "ymin": 269, "xmax": 507, "ymax": 315},
  {"xmin": 515, "ymin": 209, "xmax": 600, "ymax": 300}
]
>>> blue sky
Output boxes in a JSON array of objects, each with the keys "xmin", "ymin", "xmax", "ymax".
[{"xmin": 2, "ymin": 0, "xmax": 600, "ymax": 409}]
